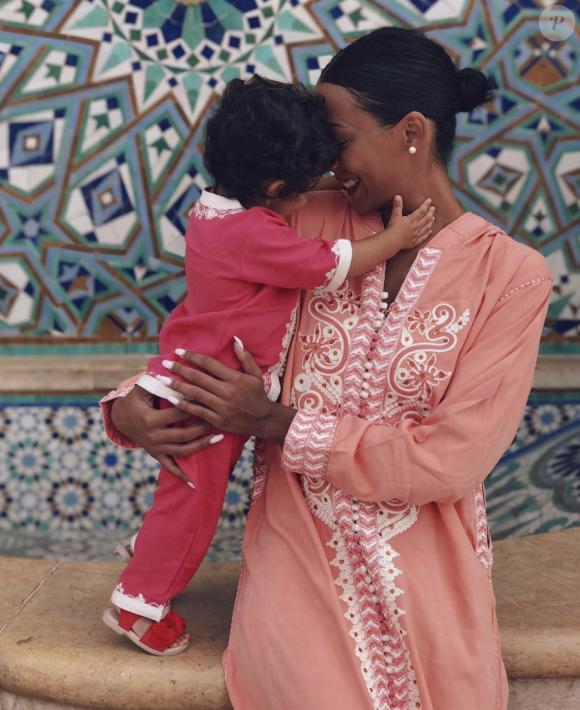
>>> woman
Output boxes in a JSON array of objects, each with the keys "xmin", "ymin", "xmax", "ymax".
[{"xmin": 101, "ymin": 28, "xmax": 552, "ymax": 710}]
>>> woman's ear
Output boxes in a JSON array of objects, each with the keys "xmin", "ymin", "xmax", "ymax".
[{"xmin": 403, "ymin": 111, "xmax": 429, "ymax": 148}]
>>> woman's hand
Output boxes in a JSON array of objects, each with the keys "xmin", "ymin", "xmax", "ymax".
[
  {"xmin": 110, "ymin": 385, "xmax": 215, "ymax": 480},
  {"xmin": 157, "ymin": 339, "xmax": 297, "ymax": 444}
]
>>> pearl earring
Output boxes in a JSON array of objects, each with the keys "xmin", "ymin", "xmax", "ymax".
[{"xmin": 409, "ymin": 146, "xmax": 417, "ymax": 154}]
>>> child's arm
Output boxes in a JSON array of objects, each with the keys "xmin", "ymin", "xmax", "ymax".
[{"xmin": 347, "ymin": 196, "xmax": 435, "ymax": 278}]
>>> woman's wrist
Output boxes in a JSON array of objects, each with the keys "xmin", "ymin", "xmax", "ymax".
[{"xmin": 261, "ymin": 402, "xmax": 297, "ymax": 444}]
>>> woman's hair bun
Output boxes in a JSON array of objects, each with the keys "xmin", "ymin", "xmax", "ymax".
[{"xmin": 457, "ymin": 67, "xmax": 494, "ymax": 113}]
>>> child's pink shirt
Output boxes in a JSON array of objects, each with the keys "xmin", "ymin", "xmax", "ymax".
[{"xmin": 137, "ymin": 188, "xmax": 353, "ymax": 402}]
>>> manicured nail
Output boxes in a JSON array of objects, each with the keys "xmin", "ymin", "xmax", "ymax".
[
  {"xmin": 175, "ymin": 348, "xmax": 186, "ymax": 357},
  {"xmin": 156, "ymin": 375, "xmax": 172, "ymax": 386},
  {"xmin": 210, "ymin": 434, "xmax": 224, "ymax": 444},
  {"xmin": 187, "ymin": 482, "xmax": 196, "ymax": 489},
  {"xmin": 233, "ymin": 336, "xmax": 244, "ymax": 351},
  {"xmin": 394, "ymin": 195, "xmax": 401, "ymax": 202},
  {"xmin": 168, "ymin": 396, "xmax": 180, "ymax": 406},
  {"xmin": 162, "ymin": 359, "xmax": 174, "ymax": 370}
]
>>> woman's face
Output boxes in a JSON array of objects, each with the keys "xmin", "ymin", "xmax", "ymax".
[{"xmin": 315, "ymin": 82, "xmax": 421, "ymax": 215}]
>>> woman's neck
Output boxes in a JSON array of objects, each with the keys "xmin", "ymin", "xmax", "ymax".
[{"xmin": 380, "ymin": 169, "xmax": 465, "ymax": 241}]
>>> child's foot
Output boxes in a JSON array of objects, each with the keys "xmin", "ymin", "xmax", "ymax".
[{"xmin": 112, "ymin": 605, "xmax": 190, "ymax": 650}]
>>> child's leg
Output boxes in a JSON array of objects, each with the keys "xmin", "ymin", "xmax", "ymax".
[{"xmin": 111, "ymin": 431, "xmax": 247, "ymax": 621}]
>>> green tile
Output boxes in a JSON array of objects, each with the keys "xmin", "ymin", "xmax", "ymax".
[
  {"xmin": 245, "ymin": 33, "xmax": 256, "ymax": 44},
  {"xmin": 130, "ymin": 29, "xmax": 141, "ymax": 41},
  {"xmin": 187, "ymin": 54, "xmax": 199, "ymax": 67},
  {"xmin": 219, "ymin": 49, "xmax": 231, "ymax": 61},
  {"xmin": 112, "ymin": 1, "xmax": 124, "ymax": 13},
  {"xmin": 262, "ymin": 6, "xmax": 274, "ymax": 17},
  {"xmin": 157, "ymin": 48, "xmax": 168, "ymax": 60}
]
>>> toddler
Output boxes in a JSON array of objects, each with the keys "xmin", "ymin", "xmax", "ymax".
[{"xmin": 103, "ymin": 75, "xmax": 435, "ymax": 655}]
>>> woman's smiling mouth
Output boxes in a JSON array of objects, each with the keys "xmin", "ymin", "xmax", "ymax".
[{"xmin": 340, "ymin": 177, "xmax": 361, "ymax": 194}]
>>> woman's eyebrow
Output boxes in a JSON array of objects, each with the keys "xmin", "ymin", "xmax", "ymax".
[{"xmin": 329, "ymin": 122, "xmax": 347, "ymax": 128}]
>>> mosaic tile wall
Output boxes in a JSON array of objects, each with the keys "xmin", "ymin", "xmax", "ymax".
[
  {"xmin": 0, "ymin": 0, "xmax": 579, "ymax": 353},
  {"xmin": 0, "ymin": 392, "xmax": 579, "ymax": 561}
]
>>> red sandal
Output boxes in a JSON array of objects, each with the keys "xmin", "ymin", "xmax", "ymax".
[{"xmin": 103, "ymin": 607, "xmax": 190, "ymax": 656}]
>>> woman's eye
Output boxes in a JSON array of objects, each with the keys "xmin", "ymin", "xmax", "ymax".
[{"xmin": 338, "ymin": 140, "xmax": 349, "ymax": 151}]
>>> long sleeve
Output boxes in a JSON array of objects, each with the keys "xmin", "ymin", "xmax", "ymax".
[
  {"xmin": 99, "ymin": 373, "xmax": 144, "ymax": 449},
  {"xmin": 240, "ymin": 211, "xmax": 352, "ymax": 292},
  {"xmin": 282, "ymin": 278, "xmax": 552, "ymax": 505}
]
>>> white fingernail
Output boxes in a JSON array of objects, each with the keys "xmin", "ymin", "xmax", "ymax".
[
  {"xmin": 210, "ymin": 434, "xmax": 224, "ymax": 444},
  {"xmin": 233, "ymin": 336, "xmax": 244, "ymax": 351},
  {"xmin": 162, "ymin": 359, "xmax": 174, "ymax": 370},
  {"xmin": 168, "ymin": 396, "xmax": 180, "ymax": 406},
  {"xmin": 156, "ymin": 375, "xmax": 172, "ymax": 385},
  {"xmin": 175, "ymin": 348, "xmax": 186, "ymax": 357},
  {"xmin": 187, "ymin": 482, "xmax": 196, "ymax": 489}
]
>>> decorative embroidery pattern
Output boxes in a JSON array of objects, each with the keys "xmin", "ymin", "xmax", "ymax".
[
  {"xmin": 266, "ymin": 302, "xmax": 298, "ymax": 404},
  {"xmin": 474, "ymin": 483, "xmax": 493, "ymax": 576},
  {"xmin": 497, "ymin": 275, "xmax": 553, "ymax": 303},
  {"xmin": 193, "ymin": 200, "xmax": 244, "ymax": 221},
  {"xmin": 361, "ymin": 248, "xmax": 443, "ymax": 425},
  {"xmin": 322, "ymin": 240, "xmax": 352, "ymax": 292},
  {"xmin": 292, "ymin": 279, "xmax": 360, "ymax": 415},
  {"xmin": 281, "ymin": 410, "xmax": 339, "ymax": 478},
  {"xmin": 330, "ymin": 489, "xmax": 422, "ymax": 710},
  {"xmin": 250, "ymin": 437, "xmax": 268, "ymax": 505},
  {"xmin": 382, "ymin": 302, "xmax": 470, "ymax": 424},
  {"xmin": 111, "ymin": 582, "xmax": 170, "ymax": 621}
]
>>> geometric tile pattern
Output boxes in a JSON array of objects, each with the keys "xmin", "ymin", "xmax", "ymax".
[
  {"xmin": 0, "ymin": 391, "xmax": 579, "ymax": 561},
  {"xmin": 0, "ymin": 0, "xmax": 579, "ymax": 351},
  {"xmin": 0, "ymin": 395, "xmax": 254, "ymax": 561}
]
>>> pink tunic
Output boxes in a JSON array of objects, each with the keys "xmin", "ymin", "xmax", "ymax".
[{"xmin": 102, "ymin": 190, "xmax": 552, "ymax": 710}]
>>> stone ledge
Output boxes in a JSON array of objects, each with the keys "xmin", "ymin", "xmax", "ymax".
[
  {"xmin": 493, "ymin": 527, "xmax": 580, "ymax": 679},
  {"xmin": 0, "ymin": 528, "xmax": 578, "ymax": 710},
  {"xmin": 0, "ymin": 560, "xmax": 237, "ymax": 710},
  {"xmin": 0, "ymin": 354, "xmax": 578, "ymax": 393}
]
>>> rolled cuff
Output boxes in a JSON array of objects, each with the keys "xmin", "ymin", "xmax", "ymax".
[
  {"xmin": 322, "ymin": 239, "xmax": 352, "ymax": 293},
  {"xmin": 99, "ymin": 373, "xmax": 144, "ymax": 449},
  {"xmin": 111, "ymin": 587, "xmax": 170, "ymax": 622},
  {"xmin": 281, "ymin": 409, "xmax": 340, "ymax": 477}
]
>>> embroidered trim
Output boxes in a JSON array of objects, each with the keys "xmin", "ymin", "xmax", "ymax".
[
  {"xmin": 330, "ymin": 490, "xmax": 422, "ymax": 709},
  {"xmin": 193, "ymin": 189, "xmax": 245, "ymax": 221},
  {"xmin": 341, "ymin": 265, "xmax": 385, "ymax": 417},
  {"xmin": 250, "ymin": 437, "xmax": 268, "ymax": 505},
  {"xmin": 111, "ymin": 583, "xmax": 170, "ymax": 622},
  {"xmin": 136, "ymin": 372, "xmax": 188, "ymax": 401},
  {"xmin": 266, "ymin": 301, "xmax": 298, "ymax": 403},
  {"xmin": 100, "ymin": 383, "xmax": 141, "ymax": 449},
  {"xmin": 363, "ymin": 248, "xmax": 443, "ymax": 424},
  {"xmin": 382, "ymin": 303, "xmax": 469, "ymax": 424},
  {"xmin": 322, "ymin": 239, "xmax": 353, "ymax": 292},
  {"xmin": 474, "ymin": 483, "xmax": 493, "ymax": 576},
  {"xmin": 497, "ymin": 275, "xmax": 553, "ymax": 303},
  {"xmin": 281, "ymin": 410, "xmax": 339, "ymax": 477},
  {"xmin": 292, "ymin": 279, "xmax": 359, "ymax": 415}
]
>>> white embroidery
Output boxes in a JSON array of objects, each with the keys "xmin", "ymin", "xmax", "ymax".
[
  {"xmin": 111, "ymin": 583, "xmax": 170, "ymax": 621},
  {"xmin": 193, "ymin": 201, "xmax": 244, "ymax": 221},
  {"xmin": 266, "ymin": 302, "xmax": 298, "ymax": 403},
  {"xmin": 383, "ymin": 304, "xmax": 470, "ymax": 423}
]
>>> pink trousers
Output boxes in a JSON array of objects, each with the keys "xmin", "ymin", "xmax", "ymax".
[{"xmin": 112, "ymin": 417, "xmax": 248, "ymax": 621}]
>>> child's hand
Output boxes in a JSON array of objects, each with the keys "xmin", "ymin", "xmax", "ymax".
[{"xmin": 389, "ymin": 196, "xmax": 435, "ymax": 251}]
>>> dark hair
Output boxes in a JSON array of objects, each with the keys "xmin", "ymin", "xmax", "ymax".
[
  {"xmin": 203, "ymin": 75, "xmax": 339, "ymax": 204},
  {"xmin": 319, "ymin": 27, "xmax": 495, "ymax": 167}
]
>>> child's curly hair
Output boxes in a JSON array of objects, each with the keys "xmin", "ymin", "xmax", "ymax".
[{"xmin": 203, "ymin": 75, "xmax": 339, "ymax": 204}]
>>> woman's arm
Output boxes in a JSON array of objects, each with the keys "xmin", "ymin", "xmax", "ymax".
[
  {"xmin": 282, "ymin": 277, "xmax": 552, "ymax": 505},
  {"xmin": 156, "ymin": 341, "xmax": 298, "ymax": 444},
  {"xmin": 101, "ymin": 377, "xmax": 215, "ymax": 479}
]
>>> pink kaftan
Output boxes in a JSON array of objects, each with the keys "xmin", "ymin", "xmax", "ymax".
[{"xmin": 101, "ymin": 190, "xmax": 552, "ymax": 710}]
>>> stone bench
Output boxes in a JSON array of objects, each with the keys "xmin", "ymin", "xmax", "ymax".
[{"xmin": 0, "ymin": 528, "xmax": 578, "ymax": 710}]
